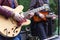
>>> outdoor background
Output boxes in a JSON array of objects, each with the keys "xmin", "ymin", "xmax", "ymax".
[{"xmin": 17, "ymin": 0, "xmax": 59, "ymax": 35}]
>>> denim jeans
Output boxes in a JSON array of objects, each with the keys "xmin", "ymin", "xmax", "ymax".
[
  {"xmin": 30, "ymin": 20, "xmax": 48, "ymax": 40},
  {"xmin": 47, "ymin": 18, "xmax": 53, "ymax": 37},
  {"xmin": 0, "ymin": 33, "xmax": 21, "ymax": 40}
]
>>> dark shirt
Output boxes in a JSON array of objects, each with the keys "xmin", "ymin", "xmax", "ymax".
[{"xmin": 29, "ymin": 0, "xmax": 49, "ymax": 10}]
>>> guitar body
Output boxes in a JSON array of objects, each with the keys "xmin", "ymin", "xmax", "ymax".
[
  {"xmin": 0, "ymin": 15, "xmax": 20, "ymax": 37},
  {"xmin": 33, "ymin": 11, "xmax": 48, "ymax": 22},
  {"xmin": 0, "ymin": 5, "xmax": 31, "ymax": 37}
]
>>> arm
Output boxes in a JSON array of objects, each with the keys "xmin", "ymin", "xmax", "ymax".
[
  {"xmin": 0, "ymin": 0, "xmax": 2, "ymax": 5},
  {"xmin": 14, "ymin": 0, "xmax": 18, "ymax": 7},
  {"xmin": 0, "ymin": 6, "xmax": 14, "ymax": 18}
]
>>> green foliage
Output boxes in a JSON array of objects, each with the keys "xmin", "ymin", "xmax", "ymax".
[
  {"xmin": 49, "ymin": 0, "xmax": 58, "ymax": 14},
  {"xmin": 17, "ymin": 0, "xmax": 30, "ymax": 12}
]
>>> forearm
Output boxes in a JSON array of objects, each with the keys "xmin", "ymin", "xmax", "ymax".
[
  {"xmin": 14, "ymin": 0, "xmax": 18, "ymax": 7},
  {"xmin": 0, "ymin": 0, "xmax": 3, "ymax": 5},
  {"xmin": 0, "ymin": 6, "xmax": 14, "ymax": 18}
]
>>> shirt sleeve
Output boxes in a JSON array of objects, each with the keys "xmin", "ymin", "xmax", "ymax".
[
  {"xmin": 14, "ymin": 0, "xmax": 18, "ymax": 7},
  {"xmin": 0, "ymin": 6, "xmax": 14, "ymax": 18},
  {"xmin": 0, "ymin": 0, "xmax": 3, "ymax": 5}
]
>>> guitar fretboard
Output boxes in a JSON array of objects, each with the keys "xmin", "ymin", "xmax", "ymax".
[{"xmin": 23, "ymin": 4, "xmax": 50, "ymax": 18}]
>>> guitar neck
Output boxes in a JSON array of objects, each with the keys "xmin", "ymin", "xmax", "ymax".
[
  {"xmin": 23, "ymin": 4, "xmax": 50, "ymax": 18},
  {"xmin": 28, "ymin": 5, "xmax": 49, "ymax": 13}
]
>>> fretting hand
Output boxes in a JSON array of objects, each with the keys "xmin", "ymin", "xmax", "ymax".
[
  {"xmin": 49, "ymin": 12, "xmax": 57, "ymax": 20},
  {"xmin": 26, "ymin": 12, "xmax": 34, "ymax": 19},
  {"xmin": 37, "ymin": 12, "xmax": 45, "ymax": 18}
]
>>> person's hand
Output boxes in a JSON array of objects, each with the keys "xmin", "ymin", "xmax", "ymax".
[
  {"xmin": 29, "ymin": 12, "xmax": 34, "ymax": 16},
  {"xmin": 50, "ymin": 12, "xmax": 57, "ymax": 19},
  {"xmin": 52, "ymin": 14, "xmax": 57, "ymax": 20},
  {"xmin": 52, "ymin": 16, "xmax": 56, "ymax": 19},
  {"xmin": 29, "ymin": 12, "xmax": 34, "ymax": 18},
  {"xmin": 37, "ymin": 12, "xmax": 45, "ymax": 18},
  {"xmin": 26, "ymin": 12, "xmax": 34, "ymax": 18}
]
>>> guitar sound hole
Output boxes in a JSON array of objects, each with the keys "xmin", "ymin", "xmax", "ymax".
[
  {"xmin": 4, "ymin": 28, "xmax": 7, "ymax": 31},
  {"xmin": 8, "ymin": 32, "xmax": 10, "ymax": 34},
  {"xmin": 12, "ymin": 34, "xmax": 14, "ymax": 36},
  {"xmin": 16, "ymin": 31, "xmax": 18, "ymax": 33},
  {"xmin": 12, "ymin": 28, "xmax": 14, "ymax": 30}
]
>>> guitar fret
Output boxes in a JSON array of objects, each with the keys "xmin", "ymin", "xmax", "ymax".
[{"xmin": 23, "ymin": 4, "xmax": 49, "ymax": 18}]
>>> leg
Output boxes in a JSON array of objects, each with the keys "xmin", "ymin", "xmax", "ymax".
[
  {"xmin": 48, "ymin": 18, "xmax": 53, "ymax": 37},
  {"xmin": 0, "ymin": 35, "xmax": 3, "ymax": 40},
  {"xmin": 30, "ymin": 20, "xmax": 38, "ymax": 36},
  {"xmin": 5, "ymin": 37, "xmax": 20, "ymax": 40},
  {"xmin": 14, "ymin": 33, "xmax": 21, "ymax": 40},
  {"xmin": 37, "ymin": 22, "xmax": 47, "ymax": 40},
  {"xmin": 14, "ymin": 37, "xmax": 20, "ymax": 40},
  {"xmin": 3, "ymin": 33, "xmax": 21, "ymax": 40}
]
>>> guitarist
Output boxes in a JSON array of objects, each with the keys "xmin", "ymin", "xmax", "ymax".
[
  {"xmin": 0, "ymin": 0, "xmax": 21, "ymax": 40},
  {"xmin": 29, "ymin": 0, "xmax": 49, "ymax": 40},
  {"xmin": 29, "ymin": 0, "xmax": 57, "ymax": 40}
]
